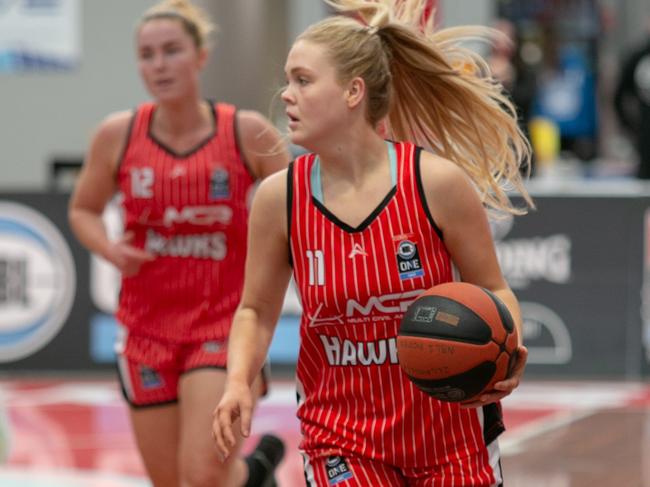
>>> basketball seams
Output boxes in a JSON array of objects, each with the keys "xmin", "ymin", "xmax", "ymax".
[
  {"xmin": 399, "ymin": 295, "xmax": 493, "ymax": 344},
  {"xmin": 398, "ymin": 281, "xmax": 518, "ymax": 403},
  {"xmin": 424, "ymin": 283, "xmax": 503, "ymax": 334},
  {"xmin": 479, "ymin": 287, "xmax": 516, "ymax": 335}
]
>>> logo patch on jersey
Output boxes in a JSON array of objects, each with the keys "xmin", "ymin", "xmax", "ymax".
[
  {"xmin": 170, "ymin": 165, "xmax": 187, "ymax": 179},
  {"xmin": 325, "ymin": 456, "xmax": 353, "ymax": 485},
  {"xmin": 130, "ymin": 167, "xmax": 154, "ymax": 198},
  {"xmin": 348, "ymin": 243, "xmax": 367, "ymax": 259},
  {"xmin": 139, "ymin": 366, "xmax": 164, "ymax": 390},
  {"xmin": 396, "ymin": 240, "xmax": 424, "ymax": 280},
  {"xmin": 202, "ymin": 340, "xmax": 224, "ymax": 354},
  {"xmin": 210, "ymin": 167, "xmax": 230, "ymax": 200}
]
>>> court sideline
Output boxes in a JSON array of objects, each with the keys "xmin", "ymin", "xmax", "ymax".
[{"xmin": 1, "ymin": 378, "xmax": 649, "ymax": 486}]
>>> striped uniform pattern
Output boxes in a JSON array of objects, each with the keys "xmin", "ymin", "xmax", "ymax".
[
  {"xmin": 289, "ymin": 141, "xmax": 502, "ymax": 483},
  {"xmin": 116, "ymin": 102, "xmax": 254, "ymax": 345}
]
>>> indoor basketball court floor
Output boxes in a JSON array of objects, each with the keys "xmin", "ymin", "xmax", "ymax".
[{"xmin": 0, "ymin": 377, "xmax": 649, "ymax": 487}]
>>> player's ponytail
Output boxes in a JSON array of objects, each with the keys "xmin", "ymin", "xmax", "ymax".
[{"xmin": 301, "ymin": 0, "xmax": 533, "ymax": 214}]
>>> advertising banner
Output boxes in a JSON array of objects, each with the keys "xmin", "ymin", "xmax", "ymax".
[
  {"xmin": 1, "ymin": 192, "xmax": 649, "ymax": 378},
  {"xmin": 0, "ymin": 0, "xmax": 80, "ymax": 73},
  {"xmin": 500, "ymin": 195, "xmax": 647, "ymax": 378}
]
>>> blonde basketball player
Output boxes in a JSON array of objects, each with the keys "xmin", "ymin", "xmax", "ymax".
[{"xmin": 214, "ymin": 1, "xmax": 533, "ymax": 485}]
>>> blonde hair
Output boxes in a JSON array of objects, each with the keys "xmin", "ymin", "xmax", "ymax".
[
  {"xmin": 298, "ymin": 0, "xmax": 533, "ymax": 214},
  {"xmin": 139, "ymin": 0, "xmax": 215, "ymax": 50}
]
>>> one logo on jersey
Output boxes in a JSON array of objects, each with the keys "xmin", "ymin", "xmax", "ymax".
[
  {"xmin": 139, "ymin": 366, "xmax": 164, "ymax": 390},
  {"xmin": 210, "ymin": 167, "xmax": 230, "ymax": 200},
  {"xmin": 325, "ymin": 456, "xmax": 353, "ymax": 485},
  {"xmin": 130, "ymin": 167, "xmax": 154, "ymax": 198},
  {"xmin": 348, "ymin": 243, "xmax": 367, "ymax": 259},
  {"xmin": 396, "ymin": 240, "xmax": 424, "ymax": 280}
]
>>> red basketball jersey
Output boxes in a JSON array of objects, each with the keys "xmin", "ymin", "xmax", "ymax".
[
  {"xmin": 289, "ymin": 141, "xmax": 504, "ymax": 477},
  {"xmin": 116, "ymin": 102, "xmax": 255, "ymax": 343}
]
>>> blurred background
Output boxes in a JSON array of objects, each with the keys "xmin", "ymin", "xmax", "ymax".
[{"xmin": 2, "ymin": 0, "xmax": 650, "ymax": 486}]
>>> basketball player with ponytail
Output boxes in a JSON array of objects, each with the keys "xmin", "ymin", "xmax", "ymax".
[
  {"xmin": 214, "ymin": 0, "xmax": 533, "ymax": 485},
  {"xmin": 69, "ymin": 1, "xmax": 289, "ymax": 485}
]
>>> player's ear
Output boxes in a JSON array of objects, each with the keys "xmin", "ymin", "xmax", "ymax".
[
  {"xmin": 345, "ymin": 77, "xmax": 366, "ymax": 109},
  {"xmin": 197, "ymin": 47, "xmax": 209, "ymax": 70}
]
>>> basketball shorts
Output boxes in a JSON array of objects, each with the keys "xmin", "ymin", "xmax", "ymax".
[
  {"xmin": 302, "ymin": 439, "xmax": 503, "ymax": 487},
  {"xmin": 115, "ymin": 324, "xmax": 269, "ymax": 407}
]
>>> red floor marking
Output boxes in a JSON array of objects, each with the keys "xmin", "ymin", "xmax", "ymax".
[{"xmin": 503, "ymin": 408, "xmax": 562, "ymax": 432}]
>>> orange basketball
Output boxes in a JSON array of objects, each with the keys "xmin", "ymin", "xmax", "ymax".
[{"xmin": 397, "ymin": 282, "xmax": 519, "ymax": 402}]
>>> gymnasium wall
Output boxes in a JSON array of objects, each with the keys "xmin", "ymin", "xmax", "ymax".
[{"xmin": 0, "ymin": 0, "xmax": 312, "ymax": 191}]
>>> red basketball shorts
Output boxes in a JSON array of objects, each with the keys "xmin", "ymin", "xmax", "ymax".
[{"xmin": 113, "ymin": 324, "xmax": 230, "ymax": 407}]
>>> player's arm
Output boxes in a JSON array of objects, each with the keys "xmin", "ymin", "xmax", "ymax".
[
  {"xmin": 213, "ymin": 169, "xmax": 292, "ymax": 458},
  {"xmin": 69, "ymin": 112, "xmax": 128, "ymax": 258},
  {"xmin": 237, "ymin": 110, "xmax": 291, "ymax": 179},
  {"xmin": 68, "ymin": 112, "xmax": 153, "ymax": 275},
  {"xmin": 420, "ymin": 152, "xmax": 521, "ymax": 335},
  {"xmin": 420, "ymin": 151, "xmax": 527, "ymax": 405}
]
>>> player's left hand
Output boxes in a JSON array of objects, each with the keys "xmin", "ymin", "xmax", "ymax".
[{"xmin": 459, "ymin": 345, "xmax": 528, "ymax": 409}]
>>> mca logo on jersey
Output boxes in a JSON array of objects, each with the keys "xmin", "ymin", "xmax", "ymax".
[
  {"xmin": 163, "ymin": 205, "xmax": 233, "ymax": 227},
  {"xmin": 139, "ymin": 366, "xmax": 164, "ymax": 390},
  {"xmin": 396, "ymin": 239, "xmax": 424, "ymax": 280},
  {"xmin": 325, "ymin": 456, "xmax": 353, "ymax": 485},
  {"xmin": 209, "ymin": 167, "xmax": 230, "ymax": 200}
]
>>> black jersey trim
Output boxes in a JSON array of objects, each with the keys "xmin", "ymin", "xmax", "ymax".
[
  {"xmin": 482, "ymin": 401, "xmax": 506, "ymax": 444},
  {"xmin": 414, "ymin": 147, "xmax": 444, "ymax": 240},
  {"xmin": 287, "ymin": 161, "xmax": 294, "ymax": 267},
  {"xmin": 233, "ymin": 108, "xmax": 257, "ymax": 180},
  {"xmin": 114, "ymin": 109, "xmax": 136, "ymax": 180},
  {"xmin": 311, "ymin": 186, "xmax": 397, "ymax": 234},
  {"xmin": 146, "ymin": 99, "xmax": 217, "ymax": 159}
]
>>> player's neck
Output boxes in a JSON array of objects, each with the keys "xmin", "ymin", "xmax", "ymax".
[
  {"xmin": 316, "ymin": 127, "xmax": 386, "ymax": 185},
  {"xmin": 154, "ymin": 97, "xmax": 211, "ymax": 136}
]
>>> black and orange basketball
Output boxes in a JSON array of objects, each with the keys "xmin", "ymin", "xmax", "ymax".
[{"xmin": 397, "ymin": 282, "xmax": 518, "ymax": 402}]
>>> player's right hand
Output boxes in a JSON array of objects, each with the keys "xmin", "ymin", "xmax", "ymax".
[
  {"xmin": 107, "ymin": 231, "xmax": 155, "ymax": 277},
  {"xmin": 212, "ymin": 380, "xmax": 254, "ymax": 461}
]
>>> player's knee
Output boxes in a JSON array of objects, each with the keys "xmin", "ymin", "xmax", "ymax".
[{"xmin": 179, "ymin": 459, "xmax": 237, "ymax": 487}]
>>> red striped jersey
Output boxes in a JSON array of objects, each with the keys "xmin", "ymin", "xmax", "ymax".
[
  {"xmin": 116, "ymin": 101, "xmax": 255, "ymax": 343},
  {"xmin": 289, "ymin": 141, "xmax": 504, "ymax": 476}
]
